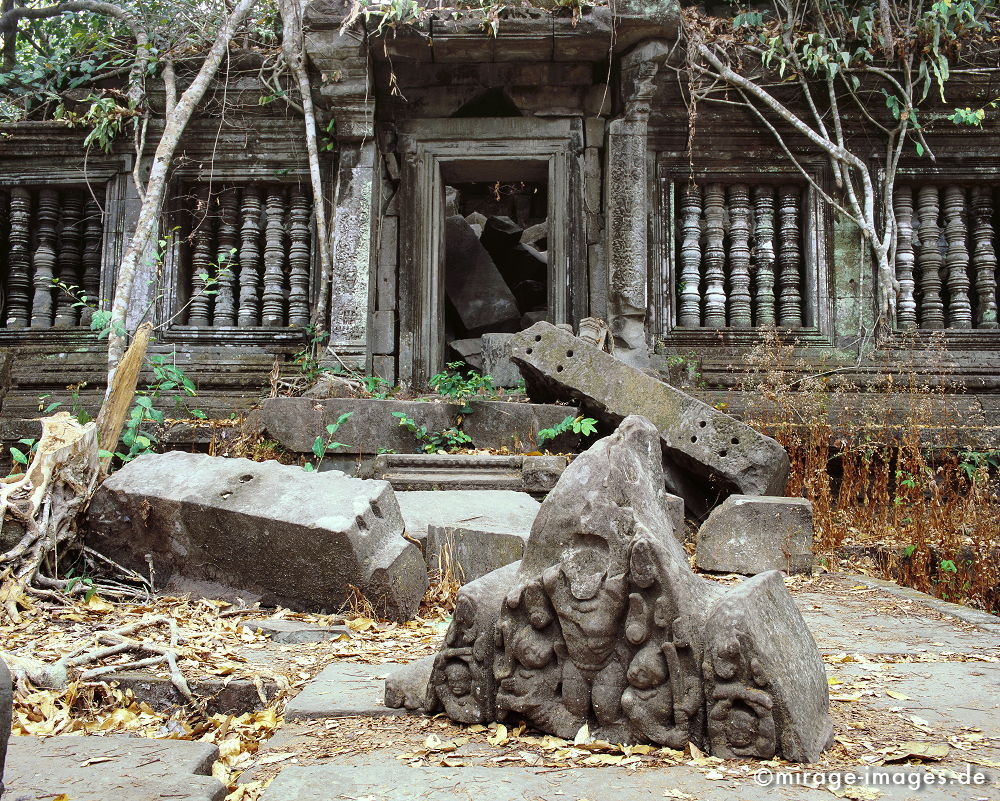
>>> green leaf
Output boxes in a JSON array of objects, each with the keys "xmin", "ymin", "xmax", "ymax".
[{"xmin": 312, "ymin": 436, "xmax": 325, "ymax": 459}]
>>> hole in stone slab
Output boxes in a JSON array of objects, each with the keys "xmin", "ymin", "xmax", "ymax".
[
  {"xmin": 556, "ymin": 365, "xmax": 564, "ymax": 373},
  {"xmin": 566, "ymin": 349, "xmax": 574, "ymax": 358},
  {"xmin": 698, "ymin": 420, "xmax": 707, "ymax": 428},
  {"xmin": 370, "ymin": 500, "xmax": 383, "ymax": 519},
  {"xmin": 690, "ymin": 436, "xmax": 698, "ymax": 443},
  {"xmin": 220, "ymin": 490, "xmax": 233, "ymax": 499},
  {"xmin": 356, "ymin": 515, "xmax": 368, "ymax": 532},
  {"xmin": 535, "ymin": 334, "xmax": 542, "ymax": 342},
  {"xmin": 731, "ymin": 437, "xmax": 740, "ymax": 445},
  {"xmin": 719, "ymin": 450, "xmax": 728, "ymax": 458},
  {"xmin": 239, "ymin": 474, "xmax": 254, "ymax": 483},
  {"xmin": 526, "ymin": 347, "xmax": 533, "ymax": 355}
]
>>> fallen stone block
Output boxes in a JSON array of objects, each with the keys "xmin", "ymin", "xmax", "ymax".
[
  {"xmin": 387, "ymin": 416, "xmax": 831, "ymax": 762},
  {"xmin": 521, "ymin": 455, "xmax": 568, "ymax": 494},
  {"xmin": 695, "ymin": 495, "xmax": 814, "ymax": 575},
  {"xmin": 4, "ymin": 734, "xmax": 224, "ymax": 801},
  {"xmin": 520, "ymin": 221, "xmax": 548, "ymax": 246},
  {"xmin": 98, "ymin": 671, "xmax": 280, "ymax": 716},
  {"xmin": 87, "ymin": 452, "xmax": 428, "ymax": 621},
  {"xmin": 480, "ymin": 333, "xmax": 521, "ymax": 388},
  {"xmin": 509, "ymin": 322, "xmax": 789, "ymax": 510},
  {"xmin": 246, "ymin": 618, "xmax": 353, "ymax": 644},
  {"xmin": 448, "ymin": 337, "xmax": 484, "ymax": 371},
  {"xmin": 480, "ymin": 215, "xmax": 523, "ymax": 255},
  {"xmin": 444, "ymin": 215, "xmax": 520, "ymax": 332},
  {"xmin": 396, "ymin": 490, "xmax": 539, "ymax": 583},
  {"xmin": 383, "ymin": 655, "xmax": 434, "ymax": 711},
  {"xmin": 286, "ymin": 662, "xmax": 404, "ymax": 720}
]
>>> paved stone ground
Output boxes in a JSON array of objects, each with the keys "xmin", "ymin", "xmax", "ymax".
[
  {"xmin": 250, "ymin": 573, "xmax": 1000, "ymax": 801},
  {"xmin": 4, "ymin": 735, "xmax": 225, "ymax": 801}
]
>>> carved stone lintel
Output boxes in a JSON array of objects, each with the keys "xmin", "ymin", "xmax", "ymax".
[
  {"xmin": 702, "ymin": 184, "xmax": 727, "ymax": 328},
  {"xmin": 677, "ymin": 184, "xmax": 702, "ymax": 328},
  {"xmin": 238, "ymin": 187, "xmax": 263, "ymax": 327},
  {"xmin": 262, "ymin": 188, "xmax": 288, "ymax": 327},
  {"xmin": 287, "ymin": 188, "xmax": 312, "ymax": 327},
  {"xmin": 6, "ymin": 188, "xmax": 32, "ymax": 328},
  {"xmin": 916, "ymin": 185, "xmax": 945, "ymax": 329},
  {"xmin": 54, "ymin": 192, "xmax": 83, "ymax": 327},
  {"xmin": 943, "ymin": 185, "xmax": 972, "ymax": 328},
  {"xmin": 777, "ymin": 186, "xmax": 802, "ymax": 328},
  {"xmin": 213, "ymin": 189, "xmax": 239, "ymax": 327},
  {"xmin": 970, "ymin": 186, "xmax": 998, "ymax": 329},
  {"xmin": 727, "ymin": 184, "xmax": 752, "ymax": 327},
  {"xmin": 30, "ymin": 188, "xmax": 59, "ymax": 329},
  {"xmin": 894, "ymin": 187, "xmax": 918, "ymax": 331},
  {"xmin": 187, "ymin": 186, "xmax": 214, "ymax": 327},
  {"xmin": 752, "ymin": 186, "xmax": 776, "ymax": 327}
]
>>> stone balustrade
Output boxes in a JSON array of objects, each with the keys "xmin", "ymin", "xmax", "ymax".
[
  {"xmin": 676, "ymin": 182, "xmax": 805, "ymax": 329},
  {"xmin": 0, "ymin": 187, "xmax": 103, "ymax": 329},
  {"xmin": 182, "ymin": 184, "xmax": 314, "ymax": 328},
  {"xmin": 894, "ymin": 184, "xmax": 999, "ymax": 330}
]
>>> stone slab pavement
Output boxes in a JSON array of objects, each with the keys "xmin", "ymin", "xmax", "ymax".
[
  {"xmin": 284, "ymin": 662, "xmax": 402, "ymax": 720},
  {"xmin": 4, "ymin": 734, "xmax": 225, "ymax": 801}
]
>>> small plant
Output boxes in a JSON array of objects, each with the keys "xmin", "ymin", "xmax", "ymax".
[
  {"xmin": 63, "ymin": 567, "xmax": 97, "ymax": 602},
  {"xmin": 362, "ymin": 375, "xmax": 392, "ymax": 399},
  {"xmin": 8, "ymin": 437, "xmax": 38, "ymax": 474},
  {"xmin": 430, "ymin": 362, "xmax": 496, "ymax": 413},
  {"xmin": 392, "ymin": 412, "xmax": 472, "ymax": 454},
  {"xmin": 536, "ymin": 414, "xmax": 599, "ymax": 447},
  {"xmin": 304, "ymin": 412, "xmax": 353, "ymax": 472},
  {"xmin": 291, "ymin": 325, "xmax": 337, "ymax": 385}
]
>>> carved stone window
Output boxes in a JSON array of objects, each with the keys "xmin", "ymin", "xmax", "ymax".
[
  {"xmin": 0, "ymin": 186, "xmax": 104, "ymax": 329},
  {"xmin": 892, "ymin": 183, "xmax": 999, "ymax": 330},
  {"xmin": 657, "ymin": 180, "xmax": 822, "ymax": 333},
  {"xmin": 168, "ymin": 183, "xmax": 315, "ymax": 332}
]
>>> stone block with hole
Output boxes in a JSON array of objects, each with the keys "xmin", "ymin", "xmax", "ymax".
[
  {"xmin": 87, "ymin": 452, "xmax": 427, "ymax": 621},
  {"xmin": 695, "ymin": 495, "xmax": 814, "ymax": 575}
]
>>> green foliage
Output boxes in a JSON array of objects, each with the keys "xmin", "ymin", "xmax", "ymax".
[
  {"xmin": 957, "ymin": 448, "xmax": 1000, "ymax": 482},
  {"xmin": 303, "ymin": 412, "xmax": 353, "ymax": 472},
  {"xmin": 392, "ymin": 411, "xmax": 472, "ymax": 454},
  {"xmin": 536, "ymin": 414, "xmax": 599, "ymax": 447},
  {"xmin": 63, "ymin": 568, "xmax": 97, "ymax": 602},
  {"xmin": 362, "ymin": 375, "xmax": 392, "ymax": 399},
  {"xmin": 8, "ymin": 437, "xmax": 39, "ymax": 473},
  {"xmin": 291, "ymin": 326, "xmax": 337, "ymax": 384},
  {"xmin": 430, "ymin": 362, "xmax": 496, "ymax": 413},
  {"xmin": 54, "ymin": 93, "xmax": 138, "ymax": 153}
]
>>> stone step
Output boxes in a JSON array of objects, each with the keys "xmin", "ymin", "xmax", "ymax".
[{"xmin": 4, "ymin": 734, "xmax": 225, "ymax": 801}]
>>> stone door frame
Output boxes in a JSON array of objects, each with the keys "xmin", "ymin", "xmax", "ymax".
[{"xmin": 397, "ymin": 117, "xmax": 584, "ymax": 384}]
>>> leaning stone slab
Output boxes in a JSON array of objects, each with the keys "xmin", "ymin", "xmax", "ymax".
[
  {"xmin": 509, "ymin": 322, "xmax": 789, "ymax": 504},
  {"xmin": 87, "ymin": 452, "xmax": 427, "ymax": 621},
  {"xmin": 696, "ymin": 495, "xmax": 814, "ymax": 575},
  {"xmin": 480, "ymin": 332, "xmax": 522, "ymax": 388},
  {"xmin": 4, "ymin": 734, "xmax": 224, "ymax": 801},
  {"xmin": 396, "ymin": 490, "xmax": 540, "ymax": 582},
  {"xmin": 387, "ymin": 416, "xmax": 831, "ymax": 762},
  {"xmin": 444, "ymin": 215, "xmax": 520, "ymax": 332}
]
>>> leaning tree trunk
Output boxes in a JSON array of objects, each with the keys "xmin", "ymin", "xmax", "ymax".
[{"xmin": 0, "ymin": 413, "xmax": 100, "ymax": 622}]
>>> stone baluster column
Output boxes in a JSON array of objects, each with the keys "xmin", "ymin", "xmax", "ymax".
[
  {"xmin": 727, "ymin": 184, "xmax": 752, "ymax": 327},
  {"xmin": 702, "ymin": 183, "xmax": 727, "ymax": 328},
  {"xmin": 777, "ymin": 186, "xmax": 803, "ymax": 327},
  {"xmin": 893, "ymin": 187, "xmax": 918, "ymax": 330},
  {"xmin": 752, "ymin": 186, "xmax": 776, "ymax": 326},
  {"xmin": 80, "ymin": 198, "xmax": 103, "ymax": 327},
  {"xmin": 916, "ymin": 185, "xmax": 945, "ymax": 329},
  {"xmin": 0, "ymin": 190, "xmax": 8, "ymax": 325},
  {"xmin": 30, "ymin": 188, "xmax": 59, "ymax": 328},
  {"xmin": 54, "ymin": 193, "xmax": 83, "ymax": 327},
  {"xmin": 187, "ymin": 186, "xmax": 214, "ymax": 326},
  {"xmin": 970, "ymin": 186, "xmax": 998, "ymax": 329},
  {"xmin": 238, "ymin": 187, "xmax": 262, "ymax": 327},
  {"xmin": 942, "ymin": 185, "xmax": 972, "ymax": 328},
  {"xmin": 6, "ymin": 188, "xmax": 32, "ymax": 328},
  {"xmin": 677, "ymin": 184, "xmax": 702, "ymax": 327},
  {"xmin": 262, "ymin": 188, "xmax": 287, "ymax": 327},
  {"xmin": 288, "ymin": 188, "xmax": 312, "ymax": 327},
  {"xmin": 213, "ymin": 189, "xmax": 239, "ymax": 326}
]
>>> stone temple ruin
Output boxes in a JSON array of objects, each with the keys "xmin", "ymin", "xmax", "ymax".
[{"xmin": 386, "ymin": 415, "xmax": 833, "ymax": 763}]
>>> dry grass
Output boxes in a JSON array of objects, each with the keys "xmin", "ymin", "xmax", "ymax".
[{"xmin": 736, "ymin": 330, "xmax": 1000, "ymax": 615}]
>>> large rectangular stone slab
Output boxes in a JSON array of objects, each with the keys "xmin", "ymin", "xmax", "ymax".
[
  {"xmin": 87, "ymin": 452, "xmax": 427, "ymax": 621},
  {"xmin": 284, "ymin": 662, "xmax": 403, "ymax": 720},
  {"xmin": 444, "ymin": 215, "xmax": 520, "ymax": 332},
  {"xmin": 4, "ymin": 735, "xmax": 224, "ymax": 801},
  {"xmin": 509, "ymin": 322, "xmax": 789, "ymax": 503}
]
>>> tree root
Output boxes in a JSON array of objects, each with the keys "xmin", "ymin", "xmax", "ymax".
[{"xmin": 3, "ymin": 615, "xmax": 192, "ymax": 699}]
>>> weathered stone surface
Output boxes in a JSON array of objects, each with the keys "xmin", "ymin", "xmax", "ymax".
[
  {"xmin": 369, "ymin": 454, "xmax": 566, "ymax": 494},
  {"xmin": 520, "ymin": 221, "xmax": 548, "ymax": 246},
  {"xmin": 480, "ymin": 215, "xmax": 523, "ymax": 255},
  {"xmin": 509, "ymin": 322, "xmax": 790, "ymax": 509},
  {"xmin": 4, "ymin": 734, "xmax": 224, "ymax": 801},
  {"xmin": 100, "ymin": 671, "xmax": 280, "ymax": 715},
  {"xmin": 480, "ymin": 333, "xmax": 522, "ymax": 387},
  {"xmin": 696, "ymin": 495, "xmax": 814, "ymax": 575},
  {"xmin": 246, "ymin": 618, "xmax": 353, "ymax": 644},
  {"xmin": 396, "ymin": 490, "xmax": 539, "ymax": 582},
  {"xmin": 702, "ymin": 571, "xmax": 833, "ymax": 762},
  {"xmin": 448, "ymin": 337, "xmax": 484, "ymax": 370},
  {"xmin": 521, "ymin": 455, "xmax": 568, "ymax": 493},
  {"xmin": 0, "ymin": 656, "xmax": 9, "ymax": 797},
  {"xmin": 260, "ymin": 397, "xmax": 577, "ymax": 456},
  {"xmin": 384, "ymin": 655, "xmax": 434, "ymax": 711},
  {"xmin": 286, "ymin": 662, "xmax": 405, "ymax": 720},
  {"xmin": 444, "ymin": 215, "xmax": 520, "ymax": 332},
  {"xmin": 87, "ymin": 452, "xmax": 427, "ymax": 621},
  {"xmin": 387, "ymin": 417, "xmax": 831, "ymax": 761}
]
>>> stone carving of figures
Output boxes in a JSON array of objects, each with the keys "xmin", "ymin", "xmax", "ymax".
[
  {"xmin": 705, "ymin": 635, "xmax": 777, "ymax": 759},
  {"xmin": 621, "ymin": 640, "xmax": 688, "ymax": 749}
]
